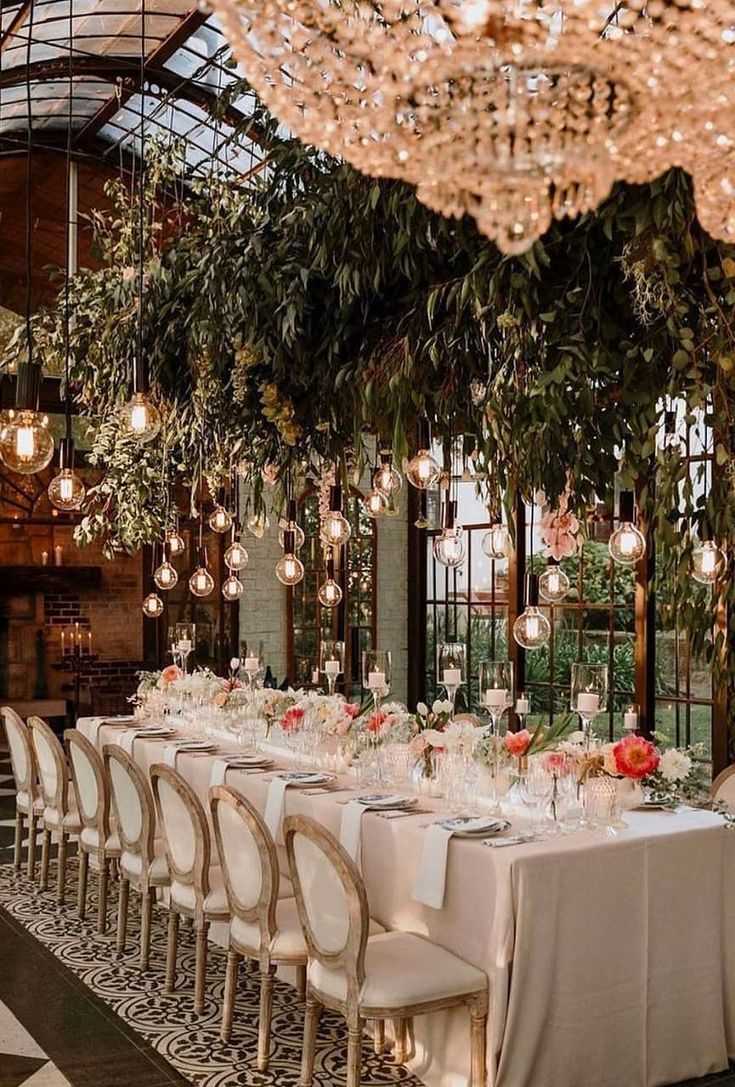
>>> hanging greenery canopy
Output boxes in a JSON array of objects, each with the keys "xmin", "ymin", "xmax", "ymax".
[{"xmin": 9, "ymin": 116, "xmax": 735, "ymax": 692}]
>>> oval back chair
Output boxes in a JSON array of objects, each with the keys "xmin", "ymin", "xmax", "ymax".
[
  {"xmin": 1, "ymin": 706, "xmax": 40, "ymax": 877},
  {"xmin": 28, "ymin": 716, "xmax": 80, "ymax": 903}
]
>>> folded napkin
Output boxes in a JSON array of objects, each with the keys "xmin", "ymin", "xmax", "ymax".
[
  {"xmin": 85, "ymin": 717, "xmax": 105, "ymax": 745},
  {"xmin": 120, "ymin": 729, "xmax": 150, "ymax": 755},
  {"xmin": 210, "ymin": 758, "xmax": 231, "ymax": 787},
  {"xmin": 162, "ymin": 741, "xmax": 212, "ymax": 768},
  {"xmin": 264, "ymin": 777, "xmax": 290, "ymax": 842},
  {"xmin": 412, "ymin": 824, "xmax": 455, "ymax": 909},
  {"xmin": 340, "ymin": 800, "xmax": 367, "ymax": 864}
]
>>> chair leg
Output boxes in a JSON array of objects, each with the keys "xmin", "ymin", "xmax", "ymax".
[
  {"xmin": 140, "ymin": 889, "xmax": 153, "ymax": 971},
  {"xmin": 165, "ymin": 909, "xmax": 179, "ymax": 994},
  {"xmin": 26, "ymin": 811, "xmax": 37, "ymax": 880},
  {"xmin": 77, "ymin": 850, "xmax": 89, "ymax": 920},
  {"xmin": 299, "ymin": 991, "xmax": 321, "ymax": 1087},
  {"xmin": 56, "ymin": 831, "xmax": 68, "ymax": 905},
  {"xmin": 296, "ymin": 962, "xmax": 307, "ymax": 1001},
  {"xmin": 392, "ymin": 1017, "xmax": 408, "ymax": 1063},
  {"xmin": 220, "ymin": 949, "xmax": 240, "ymax": 1044},
  {"xmin": 373, "ymin": 1019, "xmax": 385, "ymax": 1055},
  {"xmin": 346, "ymin": 1018, "xmax": 364, "ymax": 1087},
  {"xmin": 97, "ymin": 858, "xmax": 109, "ymax": 934},
  {"xmin": 468, "ymin": 1000, "xmax": 488, "ymax": 1087},
  {"xmin": 194, "ymin": 920, "xmax": 209, "ymax": 1015},
  {"xmin": 116, "ymin": 878, "xmax": 130, "ymax": 955},
  {"xmin": 257, "ymin": 966, "xmax": 276, "ymax": 1071},
  {"xmin": 39, "ymin": 828, "xmax": 50, "ymax": 891},
  {"xmin": 13, "ymin": 809, "xmax": 23, "ymax": 871}
]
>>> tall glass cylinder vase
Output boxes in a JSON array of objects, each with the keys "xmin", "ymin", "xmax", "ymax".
[
  {"xmin": 571, "ymin": 662, "xmax": 608, "ymax": 750},
  {"xmin": 479, "ymin": 660, "xmax": 514, "ymax": 815}
]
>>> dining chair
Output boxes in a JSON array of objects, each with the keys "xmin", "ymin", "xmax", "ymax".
[
  {"xmin": 65, "ymin": 729, "xmax": 121, "ymax": 931},
  {"xmin": 104, "ymin": 744, "xmax": 170, "ymax": 969},
  {"xmin": 1, "ymin": 706, "xmax": 42, "ymax": 878},
  {"xmin": 28, "ymin": 716, "xmax": 81, "ymax": 904},
  {"xmin": 711, "ymin": 764, "xmax": 735, "ymax": 810},
  {"xmin": 151, "ymin": 763, "xmax": 230, "ymax": 1014},
  {"xmin": 284, "ymin": 814, "xmax": 489, "ymax": 1087}
]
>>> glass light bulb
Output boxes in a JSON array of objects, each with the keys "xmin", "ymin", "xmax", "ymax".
[
  {"xmin": 318, "ymin": 578, "xmax": 343, "ymax": 607},
  {"xmin": 374, "ymin": 462, "xmax": 402, "ymax": 497},
  {"xmin": 608, "ymin": 522, "xmax": 646, "ymax": 565},
  {"xmin": 167, "ymin": 530, "xmax": 186, "ymax": 557},
  {"xmin": 692, "ymin": 540, "xmax": 726, "ymax": 585},
  {"xmin": 224, "ymin": 540, "xmax": 249, "ymax": 571},
  {"xmin": 513, "ymin": 606, "xmax": 551, "ymax": 649},
  {"xmin": 48, "ymin": 469, "xmax": 85, "ymax": 511},
  {"xmin": 433, "ymin": 527, "xmax": 465, "ymax": 567},
  {"xmin": 189, "ymin": 566, "xmax": 215, "ymax": 597},
  {"xmin": 481, "ymin": 523, "xmax": 508, "ymax": 560},
  {"xmin": 364, "ymin": 489, "xmax": 386, "ymax": 518},
  {"xmin": 222, "ymin": 573, "xmax": 244, "ymax": 601},
  {"xmin": 538, "ymin": 565, "xmax": 571, "ymax": 603},
  {"xmin": 275, "ymin": 552, "xmax": 305, "ymax": 586},
  {"xmin": 0, "ymin": 410, "xmax": 54, "ymax": 474},
  {"xmin": 120, "ymin": 392, "xmax": 161, "ymax": 443},
  {"xmin": 209, "ymin": 505, "xmax": 233, "ymax": 534},
  {"xmin": 320, "ymin": 510, "xmax": 352, "ymax": 546},
  {"xmin": 142, "ymin": 592, "xmax": 164, "ymax": 618},
  {"xmin": 405, "ymin": 449, "xmax": 441, "ymax": 489},
  {"xmin": 278, "ymin": 520, "xmax": 306, "ymax": 550},
  {"xmin": 247, "ymin": 512, "xmax": 270, "ymax": 538},
  {"xmin": 153, "ymin": 560, "xmax": 178, "ymax": 591}
]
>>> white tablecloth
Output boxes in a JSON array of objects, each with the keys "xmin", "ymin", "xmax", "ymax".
[{"xmin": 79, "ymin": 716, "xmax": 735, "ymax": 1087}]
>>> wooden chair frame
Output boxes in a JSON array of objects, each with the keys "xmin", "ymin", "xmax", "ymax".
[
  {"xmin": 104, "ymin": 744, "xmax": 169, "ymax": 970},
  {"xmin": 210, "ymin": 784, "xmax": 307, "ymax": 1065},
  {"xmin": 65, "ymin": 729, "xmax": 120, "ymax": 932},
  {"xmin": 1, "ymin": 706, "xmax": 40, "ymax": 878},
  {"xmin": 29, "ymin": 716, "xmax": 78, "ymax": 904},
  {"xmin": 284, "ymin": 814, "xmax": 489, "ymax": 1087},
  {"xmin": 151, "ymin": 763, "xmax": 229, "ymax": 1015},
  {"xmin": 711, "ymin": 764, "xmax": 735, "ymax": 798}
]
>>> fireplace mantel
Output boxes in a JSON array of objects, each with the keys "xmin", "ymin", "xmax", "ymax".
[{"xmin": 0, "ymin": 566, "xmax": 103, "ymax": 593}]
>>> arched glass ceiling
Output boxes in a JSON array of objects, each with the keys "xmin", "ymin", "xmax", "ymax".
[{"xmin": 0, "ymin": 1, "xmax": 268, "ymax": 180}]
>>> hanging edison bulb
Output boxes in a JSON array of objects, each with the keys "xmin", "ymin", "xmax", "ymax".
[
  {"xmin": 247, "ymin": 510, "xmax": 269, "ymax": 538},
  {"xmin": 608, "ymin": 491, "xmax": 646, "ymax": 566},
  {"xmin": 318, "ymin": 554, "xmax": 343, "ymax": 607},
  {"xmin": 120, "ymin": 391, "xmax": 161, "ymax": 444},
  {"xmin": 209, "ymin": 504, "xmax": 233, "ymax": 534},
  {"xmin": 224, "ymin": 536, "xmax": 249, "ymax": 572},
  {"xmin": 692, "ymin": 540, "xmax": 726, "ymax": 585},
  {"xmin": 320, "ymin": 483, "xmax": 352, "ymax": 546},
  {"xmin": 153, "ymin": 543, "xmax": 179, "ymax": 591},
  {"xmin": 405, "ymin": 418, "xmax": 440, "ymax": 489},
  {"xmin": 364, "ymin": 488, "xmax": 386, "ymax": 518},
  {"xmin": 278, "ymin": 499, "xmax": 305, "ymax": 550},
  {"xmin": 0, "ymin": 365, "xmax": 55, "ymax": 475},
  {"xmin": 538, "ymin": 559, "xmax": 570, "ymax": 603},
  {"xmin": 142, "ymin": 592, "xmax": 164, "ymax": 618},
  {"xmin": 167, "ymin": 523, "xmax": 186, "ymax": 558},
  {"xmin": 47, "ymin": 437, "xmax": 85, "ymax": 511},
  {"xmin": 374, "ymin": 450, "xmax": 402, "ymax": 497},
  {"xmin": 433, "ymin": 500, "xmax": 465, "ymax": 568},
  {"xmin": 513, "ymin": 575, "xmax": 551, "ymax": 650},
  {"xmin": 275, "ymin": 530, "xmax": 305, "ymax": 585},
  {"xmin": 189, "ymin": 547, "xmax": 215, "ymax": 597},
  {"xmin": 481, "ymin": 517, "xmax": 509, "ymax": 560},
  {"xmin": 222, "ymin": 573, "xmax": 244, "ymax": 601}
]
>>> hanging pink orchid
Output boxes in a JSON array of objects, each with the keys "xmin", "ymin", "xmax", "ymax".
[{"xmin": 539, "ymin": 492, "xmax": 582, "ymax": 560}]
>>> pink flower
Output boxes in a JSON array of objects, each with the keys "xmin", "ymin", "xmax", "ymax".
[
  {"xmin": 540, "ymin": 496, "xmax": 580, "ymax": 561},
  {"xmin": 122, "ymin": 266, "xmax": 136, "ymax": 282},
  {"xmin": 161, "ymin": 665, "xmax": 181, "ymax": 684},
  {"xmin": 281, "ymin": 706, "xmax": 305, "ymax": 733},
  {"xmin": 543, "ymin": 752, "xmax": 567, "ymax": 775},
  {"xmin": 366, "ymin": 710, "xmax": 388, "ymax": 734},
  {"xmin": 505, "ymin": 729, "xmax": 533, "ymax": 757},
  {"xmin": 612, "ymin": 734, "xmax": 660, "ymax": 780},
  {"xmin": 410, "ymin": 734, "xmax": 428, "ymax": 755},
  {"xmin": 343, "ymin": 702, "xmax": 361, "ymax": 719}
]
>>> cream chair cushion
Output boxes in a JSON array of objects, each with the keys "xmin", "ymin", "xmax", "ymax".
[
  {"xmin": 44, "ymin": 804, "xmax": 82, "ymax": 832},
  {"xmin": 170, "ymin": 866, "xmax": 228, "ymax": 914},
  {"xmin": 120, "ymin": 839, "xmax": 169, "ymax": 885},
  {"xmin": 16, "ymin": 791, "xmax": 43, "ymax": 815},
  {"xmin": 309, "ymin": 931, "xmax": 487, "ymax": 1008},
  {"xmin": 231, "ymin": 899, "xmax": 385, "ymax": 961},
  {"xmin": 80, "ymin": 826, "xmax": 120, "ymax": 853}
]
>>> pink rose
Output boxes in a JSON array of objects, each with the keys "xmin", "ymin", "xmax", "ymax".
[
  {"xmin": 410, "ymin": 734, "xmax": 428, "ymax": 755},
  {"xmin": 344, "ymin": 702, "xmax": 361, "ymax": 719},
  {"xmin": 543, "ymin": 752, "xmax": 567, "ymax": 775},
  {"xmin": 505, "ymin": 729, "xmax": 533, "ymax": 757},
  {"xmin": 161, "ymin": 665, "xmax": 181, "ymax": 685}
]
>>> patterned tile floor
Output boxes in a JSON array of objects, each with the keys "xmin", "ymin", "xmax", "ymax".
[{"xmin": 0, "ymin": 744, "xmax": 734, "ymax": 1087}]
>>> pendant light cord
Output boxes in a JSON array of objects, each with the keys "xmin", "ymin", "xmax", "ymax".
[
  {"xmin": 63, "ymin": 0, "xmax": 73, "ymax": 440},
  {"xmin": 137, "ymin": 0, "xmax": 146, "ymax": 370},
  {"xmin": 24, "ymin": 0, "xmax": 35, "ymax": 370}
]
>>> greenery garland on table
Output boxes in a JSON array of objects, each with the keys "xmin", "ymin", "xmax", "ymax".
[{"xmin": 8, "ymin": 119, "xmax": 735, "ymax": 714}]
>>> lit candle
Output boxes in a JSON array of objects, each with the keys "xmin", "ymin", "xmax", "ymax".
[
  {"xmin": 325, "ymin": 660, "xmax": 340, "ymax": 676},
  {"xmin": 623, "ymin": 708, "xmax": 638, "ymax": 731},
  {"xmin": 483, "ymin": 687, "xmax": 508, "ymax": 711},
  {"xmin": 577, "ymin": 692, "xmax": 600, "ymax": 715},
  {"xmin": 41, "ymin": 550, "xmax": 48, "ymax": 566},
  {"xmin": 311, "ymin": 668, "xmax": 320, "ymax": 684},
  {"xmin": 442, "ymin": 667, "xmax": 462, "ymax": 686},
  {"xmin": 244, "ymin": 656, "xmax": 259, "ymax": 671},
  {"xmin": 515, "ymin": 696, "xmax": 530, "ymax": 715},
  {"xmin": 54, "ymin": 545, "xmax": 63, "ymax": 566},
  {"xmin": 178, "ymin": 638, "xmax": 192, "ymax": 652},
  {"xmin": 61, "ymin": 630, "xmax": 65, "ymax": 656},
  {"xmin": 87, "ymin": 630, "xmax": 92, "ymax": 656},
  {"xmin": 368, "ymin": 670, "xmax": 386, "ymax": 690}
]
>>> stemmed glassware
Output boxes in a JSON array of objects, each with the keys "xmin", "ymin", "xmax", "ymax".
[
  {"xmin": 518, "ymin": 761, "xmax": 554, "ymax": 833},
  {"xmin": 437, "ymin": 642, "xmax": 466, "ymax": 715},
  {"xmin": 479, "ymin": 659, "xmax": 514, "ymax": 815},
  {"xmin": 321, "ymin": 640, "xmax": 345, "ymax": 696},
  {"xmin": 363, "ymin": 649, "xmax": 391, "ymax": 714},
  {"xmin": 174, "ymin": 622, "xmax": 196, "ymax": 673},
  {"xmin": 570, "ymin": 662, "xmax": 608, "ymax": 749}
]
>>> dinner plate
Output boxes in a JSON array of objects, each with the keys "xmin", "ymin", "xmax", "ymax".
[
  {"xmin": 356, "ymin": 794, "xmax": 417, "ymax": 810},
  {"xmin": 137, "ymin": 726, "xmax": 175, "ymax": 736},
  {"xmin": 177, "ymin": 739, "xmax": 217, "ymax": 750},
  {"xmin": 277, "ymin": 771, "xmax": 336, "ymax": 786},
  {"xmin": 437, "ymin": 816, "xmax": 511, "ymax": 838}
]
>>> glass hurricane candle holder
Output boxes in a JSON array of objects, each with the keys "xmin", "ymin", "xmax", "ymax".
[
  {"xmin": 479, "ymin": 659, "xmax": 514, "ymax": 815},
  {"xmin": 570, "ymin": 662, "xmax": 608, "ymax": 749},
  {"xmin": 437, "ymin": 642, "xmax": 466, "ymax": 714},
  {"xmin": 321, "ymin": 640, "xmax": 345, "ymax": 695},
  {"xmin": 363, "ymin": 648, "xmax": 391, "ymax": 714}
]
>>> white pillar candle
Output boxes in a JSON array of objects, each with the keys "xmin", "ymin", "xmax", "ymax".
[
  {"xmin": 178, "ymin": 638, "xmax": 192, "ymax": 652},
  {"xmin": 623, "ymin": 709, "xmax": 638, "ymax": 731},
  {"xmin": 54, "ymin": 545, "xmax": 63, "ymax": 566},
  {"xmin": 311, "ymin": 668, "xmax": 320, "ymax": 684},
  {"xmin": 515, "ymin": 697, "xmax": 530, "ymax": 715},
  {"xmin": 577, "ymin": 692, "xmax": 600, "ymax": 715},
  {"xmin": 325, "ymin": 660, "xmax": 340, "ymax": 676},
  {"xmin": 484, "ymin": 687, "xmax": 508, "ymax": 711},
  {"xmin": 244, "ymin": 656, "xmax": 259, "ymax": 671},
  {"xmin": 368, "ymin": 670, "xmax": 386, "ymax": 690},
  {"xmin": 443, "ymin": 667, "xmax": 461, "ymax": 686}
]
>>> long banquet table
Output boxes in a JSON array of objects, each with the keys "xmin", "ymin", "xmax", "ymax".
[{"xmin": 79, "ymin": 716, "xmax": 735, "ymax": 1087}]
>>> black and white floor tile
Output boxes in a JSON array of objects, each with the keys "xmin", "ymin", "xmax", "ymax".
[{"xmin": 0, "ymin": 998, "xmax": 73, "ymax": 1087}]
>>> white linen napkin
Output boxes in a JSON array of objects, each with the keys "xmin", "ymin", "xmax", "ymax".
[
  {"xmin": 412, "ymin": 824, "xmax": 455, "ymax": 909},
  {"xmin": 340, "ymin": 800, "xmax": 367, "ymax": 864},
  {"xmin": 210, "ymin": 759, "xmax": 230, "ymax": 786},
  {"xmin": 120, "ymin": 729, "xmax": 148, "ymax": 755},
  {"xmin": 85, "ymin": 717, "xmax": 105, "ymax": 745},
  {"xmin": 264, "ymin": 777, "xmax": 290, "ymax": 841},
  {"xmin": 163, "ymin": 743, "xmax": 181, "ymax": 768}
]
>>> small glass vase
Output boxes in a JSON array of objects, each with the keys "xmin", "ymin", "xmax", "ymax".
[
  {"xmin": 413, "ymin": 749, "xmax": 443, "ymax": 796},
  {"xmin": 583, "ymin": 775, "xmax": 626, "ymax": 833}
]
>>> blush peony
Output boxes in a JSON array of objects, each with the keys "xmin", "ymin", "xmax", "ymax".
[
  {"xmin": 161, "ymin": 665, "xmax": 181, "ymax": 685},
  {"xmin": 505, "ymin": 729, "xmax": 533, "ymax": 757},
  {"xmin": 612, "ymin": 734, "xmax": 660, "ymax": 780}
]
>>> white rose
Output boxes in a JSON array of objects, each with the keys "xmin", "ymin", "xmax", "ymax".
[{"xmin": 659, "ymin": 748, "xmax": 692, "ymax": 783}]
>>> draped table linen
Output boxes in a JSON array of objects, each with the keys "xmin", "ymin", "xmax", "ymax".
[{"xmin": 78, "ymin": 716, "xmax": 735, "ymax": 1087}]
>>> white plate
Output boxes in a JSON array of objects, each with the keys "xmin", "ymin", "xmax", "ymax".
[
  {"xmin": 438, "ymin": 816, "xmax": 511, "ymax": 838},
  {"xmin": 356, "ymin": 794, "xmax": 417, "ymax": 810},
  {"xmin": 277, "ymin": 771, "xmax": 335, "ymax": 786}
]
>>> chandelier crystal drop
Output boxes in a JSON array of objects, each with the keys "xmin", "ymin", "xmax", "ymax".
[
  {"xmin": 608, "ymin": 491, "xmax": 646, "ymax": 566},
  {"xmin": 691, "ymin": 539, "xmax": 726, "ymax": 585},
  {"xmin": 142, "ymin": 592, "xmax": 164, "ymax": 618},
  {"xmin": 210, "ymin": 0, "xmax": 735, "ymax": 254}
]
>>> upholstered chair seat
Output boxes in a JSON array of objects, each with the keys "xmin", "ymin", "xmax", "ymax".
[
  {"xmin": 29, "ymin": 717, "xmax": 80, "ymax": 904},
  {"xmin": 2, "ymin": 707, "xmax": 42, "ymax": 878}
]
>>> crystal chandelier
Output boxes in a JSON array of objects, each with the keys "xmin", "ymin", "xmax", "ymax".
[{"xmin": 211, "ymin": 0, "xmax": 735, "ymax": 254}]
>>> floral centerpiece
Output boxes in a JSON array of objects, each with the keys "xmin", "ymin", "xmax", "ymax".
[
  {"xmin": 409, "ymin": 699, "xmax": 455, "ymax": 778},
  {"xmin": 578, "ymin": 733, "xmax": 709, "ymax": 808}
]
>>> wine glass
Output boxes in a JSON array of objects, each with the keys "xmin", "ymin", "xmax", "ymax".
[
  {"xmin": 479, "ymin": 660, "xmax": 514, "ymax": 815},
  {"xmin": 570, "ymin": 662, "xmax": 608, "ymax": 750},
  {"xmin": 362, "ymin": 649, "xmax": 391, "ymax": 714},
  {"xmin": 437, "ymin": 642, "xmax": 466, "ymax": 715},
  {"xmin": 174, "ymin": 622, "xmax": 196, "ymax": 673},
  {"xmin": 518, "ymin": 761, "xmax": 553, "ymax": 833},
  {"xmin": 321, "ymin": 640, "xmax": 345, "ymax": 696}
]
